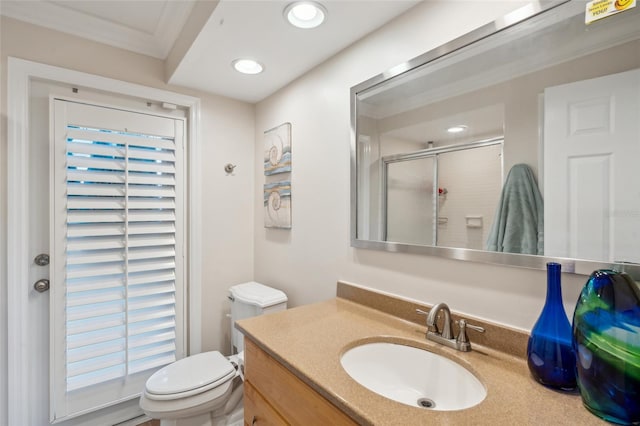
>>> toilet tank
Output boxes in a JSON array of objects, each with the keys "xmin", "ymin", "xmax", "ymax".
[{"xmin": 229, "ymin": 282, "xmax": 287, "ymax": 354}]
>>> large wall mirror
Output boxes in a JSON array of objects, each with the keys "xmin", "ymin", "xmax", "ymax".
[{"xmin": 350, "ymin": 0, "xmax": 640, "ymax": 277}]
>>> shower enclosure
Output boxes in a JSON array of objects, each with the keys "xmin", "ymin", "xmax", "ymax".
[{"xmin": 382, "ymin": 138, "xmax": 503, "ymax": 249}]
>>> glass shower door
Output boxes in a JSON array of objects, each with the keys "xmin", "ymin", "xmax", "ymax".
[{"xmin": 384, "ymin": 156, "xmax": 436, "ymax": 245}]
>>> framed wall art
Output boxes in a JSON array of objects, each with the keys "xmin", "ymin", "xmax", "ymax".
[
  {"xmin": 264, "ymin": 181, "xmax": 291, "ymax": 229},
  {"xmin": 264, "ymin": 122, "xmax": 291, "ymax": 175},
  {"xmin": 264, "ymin": 122, "xmax": 292, "ymax": 228}
]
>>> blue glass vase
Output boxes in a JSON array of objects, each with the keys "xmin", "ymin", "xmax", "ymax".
[
  {"xmin": 573, "ymin": 269, "xmax": 640, "ymax": 425},
  {"xmin": 527, "ymin": 262, "xmax": 576, "ymax": 389}
]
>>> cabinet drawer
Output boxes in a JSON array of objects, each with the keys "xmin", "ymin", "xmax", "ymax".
[
  {"xmin": 245, "ymin": 338, "xmax": 357, "ymax": 425},
  {"xmin": 244, "ymin": 381, "xmax": 287, "ymax": 426}
]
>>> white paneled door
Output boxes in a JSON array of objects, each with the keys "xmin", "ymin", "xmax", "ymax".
[{"xmin": 544, "ymin": 68, "xmax": 640, "ymax": 263}]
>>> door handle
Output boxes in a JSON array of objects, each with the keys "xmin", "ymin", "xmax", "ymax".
[{"xmin": 34, "ymin": 279, "xmax": 50, "ymax": 293}]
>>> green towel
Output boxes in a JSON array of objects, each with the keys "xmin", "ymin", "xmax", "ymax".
[{"xmin": 486, "ymin": 164, "xmax": 544, "ymax": 255}]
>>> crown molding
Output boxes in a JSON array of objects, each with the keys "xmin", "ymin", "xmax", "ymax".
[{"xmin": 0, "ymin": 0, "xmax": 194, "ymax": 59}]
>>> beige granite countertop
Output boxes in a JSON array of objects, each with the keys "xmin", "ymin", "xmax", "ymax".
[{"xmin": 236, "ymin": 297, "xmax": 605, "ymax": 425}]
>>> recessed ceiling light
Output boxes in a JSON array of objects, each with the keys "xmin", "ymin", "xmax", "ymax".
[
  {"xmin": 232, "ymin": 59, "xmax": 264, "ymax": 75},
  {"xmin": 284, "ymin": 1, "xmax": 327, "ymax": 29},
  {"xmin": 447, "ymin": 125, "xmax": 468, "ymax": 133}
]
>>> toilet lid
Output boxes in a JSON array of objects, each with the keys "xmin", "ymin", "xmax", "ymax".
[
  {"xmin": 229, "ymin": 282, "xmax": 287, "ymax": 307},
  {"xmin": 145, "ymin": 351, "xmax": 235, "ymax": 395}
]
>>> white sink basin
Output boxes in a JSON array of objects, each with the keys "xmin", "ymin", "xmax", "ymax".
[{"xmin": 340, "ymin": 342, "xmax": 486, "ymax": 411}]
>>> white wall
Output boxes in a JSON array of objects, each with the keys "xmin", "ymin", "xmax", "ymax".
[
  {"xmin": 0, "ymin": 17, "xmax": 255, "ymax": 424},
  {"xmin": 253, "ymin": 1, "xmax": 588, "ymax": 330}
]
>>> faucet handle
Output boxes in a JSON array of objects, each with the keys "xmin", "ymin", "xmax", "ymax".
[
  {"xmin": 464, "ymin": 321, "xmax": 485, "ymax": 334},
  {"xmin": 455, "ymin": 319, "xmax": 485, "ymax": 350}
]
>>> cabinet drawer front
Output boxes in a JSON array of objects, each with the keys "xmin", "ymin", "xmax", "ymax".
[
  {"xmin": 244, "ymin": 381, "xmax": 288, "ymax": 426},
  {"xmin": 245, "ymin": 339, "xmax": 357, "ymax": 425}
]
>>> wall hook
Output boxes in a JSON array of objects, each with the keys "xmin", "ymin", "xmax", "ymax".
[{"xmin": 224, "ymin": 163, "xmax": 237, "ymax": 174}]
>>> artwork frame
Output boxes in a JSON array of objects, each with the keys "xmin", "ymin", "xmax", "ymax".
[
  {"xmin": 264, "ymin": 181, "xmax": 291, "ymax": 229},
  {"xmin": 264, "ymin": 122, "xmax": 292, "ymax": 175}
]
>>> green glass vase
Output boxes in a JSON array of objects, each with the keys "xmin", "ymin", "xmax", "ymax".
[{"xmin": 573, "ymin": 269, "xmax": 640, "ymax": 425}]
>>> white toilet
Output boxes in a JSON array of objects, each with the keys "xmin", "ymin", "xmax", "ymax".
[{"xmin": 140, "ymin": 282, "xmax": 287, "ymax": 426}]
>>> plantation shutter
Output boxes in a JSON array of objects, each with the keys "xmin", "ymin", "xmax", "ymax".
[{"xmin": 51, "ymin": 99, "xmax": 186, "ymax": 421}]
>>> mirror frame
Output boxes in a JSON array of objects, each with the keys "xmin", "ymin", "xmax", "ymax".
[{"xmin": 349, "ymin": 0, "xmax": 640, "ymax": 278}]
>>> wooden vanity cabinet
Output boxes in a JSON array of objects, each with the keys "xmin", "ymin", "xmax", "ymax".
[{"xmin": 243, "ymin": 338, "xmax": 358, "ymax": 425}]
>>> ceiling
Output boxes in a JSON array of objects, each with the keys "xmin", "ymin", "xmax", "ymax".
[
  {"xmin": 1, "ymin": 0, "xmax": 420, "ymax": 103},
  {"xmin": 384, "ymin": 104, "xmax": 504, "ymax": 147}
]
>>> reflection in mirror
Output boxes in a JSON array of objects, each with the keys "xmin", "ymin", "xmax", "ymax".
[
  {"xmin": 382, "ymin": 138, "xmax": 503, "ymax": 250},
  {"xmin": 351, "ymin": 1, "xmax": 640, "ymax": 274},
  {"xmin": 385, "ymin": 156, "xmax": 436, "ymax": 246}
]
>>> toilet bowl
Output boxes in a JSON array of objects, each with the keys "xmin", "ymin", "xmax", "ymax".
[
  {"xmin": 140, "ymin": 352, "xmax": 243, "ymax": 426},
  {"xmin": 140, "ymin": 282, "xmax": 287, "ymax": 426}
]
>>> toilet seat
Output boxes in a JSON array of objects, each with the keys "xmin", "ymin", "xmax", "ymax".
[
  {"xmin": 145, "ymin": 351, "xmax": 236, "ymax": 401},
  {"xmin": 140, "ymin": 380, "xmax": 236, "ymax": 420}
]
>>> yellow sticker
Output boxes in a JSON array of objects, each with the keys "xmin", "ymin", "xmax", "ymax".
[{"xmin": 585, "ymin": 0, "xmax": 636, "ymax": 24}]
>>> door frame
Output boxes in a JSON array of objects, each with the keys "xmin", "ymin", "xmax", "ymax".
[{"xmin": 7, "ymin": 57, "xmax": 203, "ymax": 425}]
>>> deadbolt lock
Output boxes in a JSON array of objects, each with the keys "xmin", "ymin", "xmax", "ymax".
[{"xmin": 34, "ymin": 253, "xmax": 50, "ymax": 266}]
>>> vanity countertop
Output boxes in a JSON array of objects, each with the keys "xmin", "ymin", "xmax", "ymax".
[{"xmin": 237, "ymin": 295, "xmax": 606, "ymax": 425}]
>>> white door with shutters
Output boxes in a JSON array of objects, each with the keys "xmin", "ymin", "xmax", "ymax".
[
  {"xmin": 7, "ymin": 61, "xmax": 200, "ymax": 426},
  {"xmin": 544, "ymin": 68, "xmax": 640, "ymax": 262},
  {"xmin": 49, "ymin": 98, "xmax": 186, "ymax": 422},
  {"xmin": 16, "ymin": 89, "xmax": 187, "ymax": 425}
]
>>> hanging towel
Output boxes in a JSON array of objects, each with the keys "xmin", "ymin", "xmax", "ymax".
[{"xmin": 486, "ymin": 164, "xmax": 544, "ymax": 255}]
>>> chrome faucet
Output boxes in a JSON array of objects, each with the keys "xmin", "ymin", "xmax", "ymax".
[
  {"xmin": 416, "ymin": 303, "xmax": 485, "ymax": 352},
  {"xmin": 426, "ymin": 302, "xmax": 454, "ymax": 339}
]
